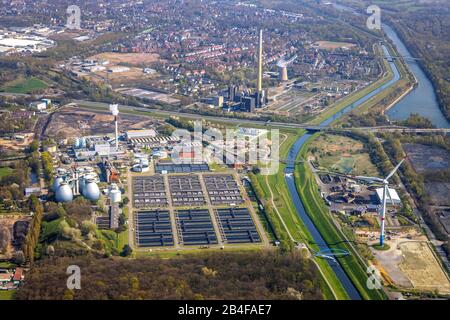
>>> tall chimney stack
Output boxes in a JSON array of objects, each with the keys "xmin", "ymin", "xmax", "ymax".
[
  {"xmin": 109, "ymin": 104, "xmax": 119, "ymax": 151},
  {"xmin": 257, "ymin": 29, "xmax": 263, "ymax": 104}
]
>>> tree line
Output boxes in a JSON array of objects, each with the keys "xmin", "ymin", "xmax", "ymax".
[{"xmin": 17, "ymin": 251, "xmax": 323, "ymax": 300}]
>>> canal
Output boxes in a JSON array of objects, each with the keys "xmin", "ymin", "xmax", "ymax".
[{"xmin": 282, "ymin": 2, "xmax": 449, "ymax": 299}]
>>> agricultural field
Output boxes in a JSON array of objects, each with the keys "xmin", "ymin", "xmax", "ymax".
[
  {"xmin": 0, "ymin": 77, "xmax": 48, "ymax": 94},
  {"xmin": 308, "ymin": 134, "xmax": 379, "ymax": 176}
]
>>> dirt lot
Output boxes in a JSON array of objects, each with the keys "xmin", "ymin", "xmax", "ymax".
[
  {"xmin": 403, "ymin": 143, "xmax": 450, "ymax": 173},
  {"xmin": 44, "ymin": 106, "xmax": 162, "ymax": 138},
  {"xmin": 313, "ymin": 41, "xmax": 356, "ymax": 50},
  {"xmin": 425, "ymin": 182, "xmax": 450, "ymax": 206},
  {"xmin": 0, "ymin": 133, "xmax": 34, "ymax": 152},
  {"xmin": 0, "ymin": 216, "xmax": 29, "ymax": 260},
  {"xmin": 88, "ymin": 52, "xmax": 162, "ymax": 66},
  {"xmin": 373, "ymin": 234, "xmax": 450, "ymax": 294}
]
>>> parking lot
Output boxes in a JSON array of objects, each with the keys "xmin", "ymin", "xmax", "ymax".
[
  {"xmin": 216, "ymin": 208, "xmax": 261, "ymax": 244},
  {"xmin": 168, "ymin": 175, "xmax": 206, "ymax": 206},
  {"xmin": 175, "ymin": 209, "xmax": 218, "ymax": 245},
  {"xmin": 133, "ymin": 176, "xmax": 168, "ymax": 208},
  {"xmin": 135, "ymin": 210, "xmax": 174, "ymax": 247},
  {"xmin": 203, "ymin": 174, "xmax": 243, "ymax": 206}
]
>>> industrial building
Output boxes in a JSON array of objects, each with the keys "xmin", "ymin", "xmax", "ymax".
[
  {"xmin": 376, "ymin": 188, "xmax": 401, "ymax": 206},
  {"xmin": 52, "ymin": 167, "xmax": 101, "ymax": 203},
  {"xmin": 125, "ymin": 129, "xmax": 157, "ymax": 140},
  {"xmin": 96, "ymin": 203, "xmax": 120, "ymax": 230},
  {"xmin": 128, "ymin": 136, "xmax": 178, "ymax": 149}
]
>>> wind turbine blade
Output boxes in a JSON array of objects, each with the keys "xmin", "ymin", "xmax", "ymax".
[
  {"xmin": 385, "ymin": 159, "xmax": 405, "ymax": 181},
  {"xmin": 355, "ymin": 176, "xmax": 384, "ymax": 183}
]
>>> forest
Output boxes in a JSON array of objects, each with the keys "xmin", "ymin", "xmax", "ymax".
[{"xmin": 16, "ymin": 251, "xmax": 323, "ymax": 300}]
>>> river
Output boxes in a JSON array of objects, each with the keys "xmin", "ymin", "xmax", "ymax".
[
  {"xmin": 382, "ymin": 25, "xmax": 450, "ymax": 128},
  {"xmin": 332, "ymin": 2, "xmax": 449, "ymax": 128}
]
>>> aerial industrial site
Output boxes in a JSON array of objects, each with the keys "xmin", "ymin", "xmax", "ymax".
[{"xmin": 0, "ymin": 0, "xmax": 449, "ymax": 310}]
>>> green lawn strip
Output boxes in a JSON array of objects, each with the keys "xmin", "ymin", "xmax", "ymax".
[
  {"xmin": 0, "ymin": 290, "xmax": 16, "ymax": 300},
  {"xmin": 295, "ymin": 135, "xmax": 386, "ymax": 300},
  {"xmin": 0, "ymin": 261, "xmax": 16, "ymax": 268},
  {"xmin": 96, "ymin": 229, "xmax": 120, "ymax": 255},
  {"xmin": 0, "ymin": 167, "xmax": 12, "ymax": 178},
  {"xmin": 116, "ymin": 206, "xmax": 129, "ymax": 250},
  {"xmin": 134, "ymin": 245, "xmax": 263, "ymax": 258},
  {"xmin": 1, "ymin": 77, "xmax": 48, "ymax": 94}
]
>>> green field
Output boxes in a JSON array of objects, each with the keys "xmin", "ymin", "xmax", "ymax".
[
  {"xmin": 309, "ymin": 134, "xmax": 379, "ymax": 176},
  {"xmin": 0, "ymin": 290, "xmax": 16, "ymax": 300},
  {"xmin": 1, "ymin": 77, "xmax": 48, "ymax": 94},
  {"xmin": 0, "ymin": 167, "xmax": 12, "ymax": 178}
]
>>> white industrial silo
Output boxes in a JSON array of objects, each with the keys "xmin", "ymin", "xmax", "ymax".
[
  {"xmin": 83, "ymin": 178, "xmax": 100, "ymax": 201},
  {"xmin": 55, "ymin": 182, "xmax": 73, "ymax": 202},
  {"xmin": 109, "ymin": 187, "xmax": 122, "ymax": 203},
  {"xmin": 52, "ymin": 176, "xmax": 64, "ymax": 192}
]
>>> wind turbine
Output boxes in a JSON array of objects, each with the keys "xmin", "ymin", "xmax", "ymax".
[{"xmin": 353, "ymin": 159, "xmax": 405, "ymax": 247}]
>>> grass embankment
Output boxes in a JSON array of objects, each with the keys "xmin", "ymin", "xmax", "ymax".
[
  {"xmin": 0, "ymin": 290, "xmax": 16, "ymax": 300},
  {"xmin": 0, "ymin": 167, "xmax": 12, "ymax": 178},
  {"xmin": 294, "ymin": 135, "xmax": 387, "ymax": 300},
  {"xmin": 251, "ymin": 130, "xmax": 350, "ymax": 300},
  {"xmin": 1, "ymin": 77, "xmax": 48, "ymax": 94}
]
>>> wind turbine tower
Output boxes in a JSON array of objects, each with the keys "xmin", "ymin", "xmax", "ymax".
[
  {"xmin": 354, "ymin": 159, "xmax": 404, "ymax": 246},
  {"xmin": 109, "ymin": 104, "xmax": 119, "ymax": 151}
]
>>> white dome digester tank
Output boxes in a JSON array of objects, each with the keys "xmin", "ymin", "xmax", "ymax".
[
  {"xmin": 52, "ymin": 176, "xmax": 64, "ymax": 192},
  {"xmin": 55, "ymin": 182, "xmax": 73, "ymax": 202},
  {"xmin": 83, "ymin": 178, "xmax": 100, "ymax": 201}
]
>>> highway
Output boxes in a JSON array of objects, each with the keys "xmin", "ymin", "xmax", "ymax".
[{"xmin": 72, "ymin": 100, "xmax": 450, "ymax": 134}]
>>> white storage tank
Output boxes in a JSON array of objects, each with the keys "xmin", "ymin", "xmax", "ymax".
[
  {"xmin": 83, "ymin": 178, "xmax": 100, "ymax": 201},
  {"xmin": 110, "ymin": 188, "xmax": 122, "ymax": 203},
  {"xmin": 52, "ymin": 176, "xmax": 64, "ymax": 192},
  {"xmin": 55, "ymin": 182, "xmax": 73, "ymax": 202}
]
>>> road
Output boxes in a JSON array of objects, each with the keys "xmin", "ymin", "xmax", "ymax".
[{"xmin": 72, "ymin": 100, "xmax": 450, "ymax": 134}]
